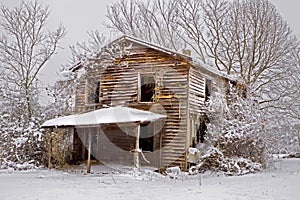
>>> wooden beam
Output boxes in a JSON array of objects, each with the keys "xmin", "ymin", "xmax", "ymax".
[
  {"xmin": 159, "ymin": 128, "xmax": 163, "ymax": 170},
  {"xmin": 48, "ymin": 128, "xmax": 53, "ymax": 169},
  {"xmin": 87, "ymin": 129, "xmax": 92, "ymax": 173},
  {"xmin": 134, "ymin": 124, "xmax": 140, "ymax": 169}
]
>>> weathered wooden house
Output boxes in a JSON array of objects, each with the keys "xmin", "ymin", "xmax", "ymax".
[{"xmin": 43, "ymin": 35, "xmax": 236, "ymax": 171}]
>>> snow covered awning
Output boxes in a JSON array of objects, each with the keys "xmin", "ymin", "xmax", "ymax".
[{"xmin": 41, "ymin": 106, "xmax": 167, "ymax": 128}]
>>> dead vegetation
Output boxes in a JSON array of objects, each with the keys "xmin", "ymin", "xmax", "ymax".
[{"xmin": 194, "ymin": 146, "xmax": 262, "ymax": 176}]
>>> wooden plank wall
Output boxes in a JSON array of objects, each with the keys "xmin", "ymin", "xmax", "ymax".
[
  {"xmin": 75, "ymin": 78, "xmax": 86, "ymax": 113},
  {"xmin": 189, "ymin": 66, "xmax": 206, "ymax": 116},
  {"xmin": 188, "ymin": 65, "xmax": 228, "ymax": 147},
  {"xmin": 74, "ymin": 41, "xmax": 190, "ymax": 169},
  {"xmin": 158, "ymin": 66, "xmax": 188, "ymax": 169}
]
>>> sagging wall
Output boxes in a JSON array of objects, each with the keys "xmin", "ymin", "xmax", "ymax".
[{"xmin": 188, "ymin": 65, "xmax": 228, "ymax": 148}]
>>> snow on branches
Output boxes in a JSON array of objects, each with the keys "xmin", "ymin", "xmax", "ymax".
[{"xmin": 194, "ymin": 93, "xmax": 272, "ymax": 175}]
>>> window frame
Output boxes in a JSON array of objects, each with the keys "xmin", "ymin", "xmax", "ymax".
[
  {"xmin": 85, "ymin": 78, "xmax": 101, "ymax": 105},
  {"xmin": 204, "ymin": 78, "xmax": 212, "ymax": 102},
  {"xmin": 138, "ymin": 73, "xmax": 156, "ymax": 103}
]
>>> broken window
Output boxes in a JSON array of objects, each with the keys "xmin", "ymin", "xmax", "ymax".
[
  {"xmin": 196, "ymin": 114, "xmax": 209, "ymax": 144},
  {"xmin": 139, "ymin": 124, "xmax": 154, "ymax": 152},
  {"xmin": 95, "ymin": 81, "xmax": 100, "ymax": 104},
  {"xmin": 139, "ymin": 74, "xmax": 155, "ymax": 102},
  {"xmin": 86, "ymin": 80, "xmax": 100, "ymax": 104},
  {"xmin": 205, "ymin": 79, "xmax": 212, "ymax": 102}
]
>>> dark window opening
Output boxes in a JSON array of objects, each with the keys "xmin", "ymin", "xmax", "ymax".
[
  {"xmin": 87, "ymin": 80, "xmax": 100, "ymax": 104},
  {"xmin": 196, "ymin": 114, "xmax": 209, "ymax": 144},
  {"xmin": 205, "ymin": 79, "xmax": 212, "ymax": 102},
  {"xmin": 95, "ymin": 81, "xmax": 100, "ymax": 104},
  {"xmin": 139, "ymin": 124, "xmax": 154, "ymax": 152},
  {"xmin": 73, "ymin": 128, "xmax": 98, "ymax": 163},
  {"xmin": 140, "ymin": 74, "xmax": 155, "ymax": 102},
  {"xmin": 84, "ymin": 130, "xmax": 98, "ymax": 161}
]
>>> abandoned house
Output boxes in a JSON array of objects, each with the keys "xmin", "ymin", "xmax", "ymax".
[{"xmin": 42, "ymin": 35, "xmax": 236, "ymax": 171}]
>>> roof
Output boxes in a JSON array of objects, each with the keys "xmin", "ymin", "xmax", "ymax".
[
  {"xmin": 70, "ymin": 35, "xmax": 236, "ymax": 82},
  {"xmin": 110, "ymin": 35, "xmax": 193, "ymax": 61},
  {"xmin": 41, "ymin": 106, "xmax": 167, "ymax": 128},
  {"xmin": 110, "ymin": 35, "xmax": 236, "ymax": 81}
]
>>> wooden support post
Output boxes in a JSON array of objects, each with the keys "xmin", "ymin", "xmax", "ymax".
[
  {"xmin": 48, "ymin": 128, "xmax": 53, "ymax": 169},
  {"xmin": 87, "ymin": 129, "xmax": 92, "ymax": 173},
  {"xmin": 159, "ymin": 128, "xmax": 163, "ymax": 170},
  {"xmin": 134, "ymin": 124, "xmax": 140, "ymax": 169}
]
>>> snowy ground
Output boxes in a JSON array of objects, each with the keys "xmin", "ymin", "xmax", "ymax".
[{"xmin": 0, "ymin": 158, "xmax": 300, "ymax": 200}]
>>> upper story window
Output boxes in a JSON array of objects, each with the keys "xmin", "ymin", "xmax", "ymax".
[
  {"xmin": 205, "ymin": 79, "xmax": 212, "ymax": 102},
  {"xmin": 85, "ymin": 80, "xmax": 100, "ymax": 104},
  {"xmin": 139, "ymin": 73, "xmax": 155, "ymax": 102}
]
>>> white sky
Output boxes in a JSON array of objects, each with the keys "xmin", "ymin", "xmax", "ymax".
[{"xmin": 1, "ymin": 0, "xmax": 299, "ymax": 104}]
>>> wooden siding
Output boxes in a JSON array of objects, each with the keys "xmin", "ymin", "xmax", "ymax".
[
  {"xmin": 187, "ymin": 65, "xmax": 228, "ymax": 147},
  {"xmin": 189, "ymin": 66, "xmax": 206, "ymax": 116},
  {"xmin": 74, "ymin": 42, "xmax": 190, "ymax": 169}
]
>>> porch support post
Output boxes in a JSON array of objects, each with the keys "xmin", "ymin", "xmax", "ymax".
[
  {"xmin": 87, "ymin": 129, "xmax": 92, "ymax": 173},
  {"xmin": 159, "ymin": 128, "xmax": 163, "ymax": 170},
  {"xmin": 48, "ymin": 128, "xmax": 53, "ymax": 169},
  {"xmin": 134, "ymin": 124, "xmax": 140, "ymax": 169}
]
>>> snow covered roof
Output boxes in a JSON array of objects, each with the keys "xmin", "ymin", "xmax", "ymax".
[
  {"xmin": 192, "ymin": 58, "xmax": 237, "ymax": 82},
  {"xmin": 111, "ymin": 35, "xmax": 236, "ymax": 82},
  {"xmin": 41, "ymin": 106, "xmax": 167, "ymax": 128},
  {"xmin": 111, "ymin": 35, "xmax": 192, "ymax": 61},
  {"xmin": 69, "ymin": 35, "xmax": 236, "ymax": 82}
]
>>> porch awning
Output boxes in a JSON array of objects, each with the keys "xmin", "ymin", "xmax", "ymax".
[{"xmin": 41, "ymin": 106, "xmax": 167, "ymax": 128}]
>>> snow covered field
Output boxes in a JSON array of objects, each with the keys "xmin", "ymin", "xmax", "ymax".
[{"xmin": 0, "ymin": 158, "xmax": 299, "ymax": 200}]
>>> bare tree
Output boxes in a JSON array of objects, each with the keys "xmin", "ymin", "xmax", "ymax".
[
  {"xmin": 51, "ymin": 30, "xmax": 114, "ymax": 119},
  {"xmin": 105, "ymin": 0, "xmax": 300, "ymax": 152},
  {"xmin": 0, "ymin": 0, "xmax": 66, "ymax": 120},
  {"xmin": 68, "ymin": 30, "xmax": 106, "ymax": 64},
  {"xmin": 179, "ymin": 0, "xmax": 300, "ymax": 150},
  {"xmin": 263, "ymin": 47, "xmax": 300, "ymax": 121},
  {"xmin": 178, "ymin": 0, "xmax": 297, "ymax": 84},
  {"xmin": 107, "ymin": 0, "xmax": 297, "ymax": 82},
  {"xmin": 106, "ymin": 0, "xmax": 183, "ymax": 51},
  {"xmin": 176, "ymin": 0, "xmax": 228, "ymax": 63},
  {"xmin": 106, "ymin": 0, "xmax": 298, "ymax": 106}
]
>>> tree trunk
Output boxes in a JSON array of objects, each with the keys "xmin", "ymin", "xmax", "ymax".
[{"xmin": 25, "ymin": 87, "xmax": 32, "ymax": 120}]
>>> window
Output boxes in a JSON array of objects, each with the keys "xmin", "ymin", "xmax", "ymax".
[
  {"xmin": 139, "ymin": 74, "xmax": 155, "ymax": 102},
  {"xmin": 205, "ymin": 79, "xmax": 212, "ymax": 101},
  {"xmin": 95, "ymin": 81, "xmax": 100, "ymax": 104},
  {"xmin": 139, "ymin": 124, "xmax": 154, "ymax": 152},
  {"xmin": 86, "ymin": 80, "xmax": 100, "ymax": 104},
  {"xmin": 194, "ymin": 114, "xmax": 209, "ymax": 146}
]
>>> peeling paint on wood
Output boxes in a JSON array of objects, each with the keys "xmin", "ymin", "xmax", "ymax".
[{"xmin": 73, "ymin": 38, "xmax": 231, "ymax": 170}]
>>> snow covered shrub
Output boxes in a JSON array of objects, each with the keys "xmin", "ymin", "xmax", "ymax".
[
  {"xmin": 196, "ymin": 146, "xmax": 262, "ymax": 176},
  {"xmin": 199, "ymin": 92, "xmax": 271, "ymax": 174},
  {"xmin": 196, "ymin": 146, "xmax": 226, "ymax": 172},
  {"xmin": 0, "ymin": 116, "xmax": 46, "ymax": 170},
  {"xmin": 216, "ymin": 130, "xmax": 267, "ymax": 167},
  {"xmin": 216, "ymin": 96, "xmax": 269, "ymax": 167}
]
